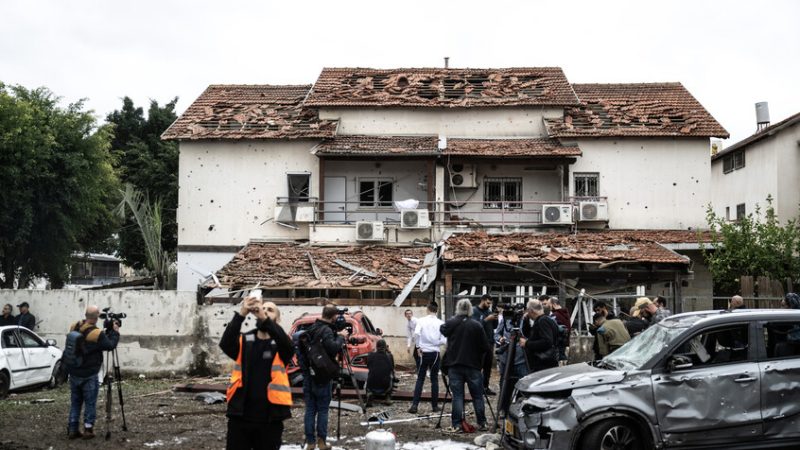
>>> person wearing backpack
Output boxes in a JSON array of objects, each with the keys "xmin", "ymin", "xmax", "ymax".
[
  {"xmin": 301, "ymin": 305, "xmax": 347, "ymax": 450},
  {"xmin": 66, "ymin": 305, "xmax": 120, "ymax": 440}
]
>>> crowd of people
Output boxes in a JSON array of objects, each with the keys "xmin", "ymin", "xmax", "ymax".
[{"xmin": 0, "ymin": 301, "xmax": 36, "ymax": 328}]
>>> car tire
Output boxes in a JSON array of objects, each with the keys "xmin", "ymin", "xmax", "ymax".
[
  {"xmin": 0, "ymin": 371, "xmax": 9, "ymax": 399},
  {"xmin": 580, "ymin": 418, "xmax": 645, "ymax": 450},
  {"xmin": 48, "ymin": 360, "xmax": 65, "ymax": 389}
]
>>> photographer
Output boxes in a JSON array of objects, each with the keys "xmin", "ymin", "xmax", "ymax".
[
  {"xmin": 519, "ymin": 299, "xmax": 558, "ymax": 373},
  {"xmin": 494, "ymin": 304, "xmax": 527, "ymax": 390},
  {"xmin": 219, "ymin": 292, "xmax": 293, "ymax": 450},
  {"xmin": 66, "ymin": 305, "xmax": 120, "ymax": 440},
  {"xmin": 472, "ymin": 294, "xmax": 498, "ymax": 395},
  {"xmin": 301, "ymin": 305, "xmax": 347, "ymax": 450}
]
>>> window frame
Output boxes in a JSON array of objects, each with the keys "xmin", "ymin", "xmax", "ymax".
[
  {"xmin": 357, "ymin": 177, "xmax": 394, "ymax": 209},
  {"xmin": 287, "ymin": 172, "xmax": 311, "ymax": 203},
  {"xmin": 574, "ymin": 172, "xmax": 600, "ymax": 198},
  {"xmin": 760, "ymin": 320, "xmax": 800, "ymax": 360},
  {"xmin": 667, "ymin": 323, "xmax": 752, "ymax": 370},
  {"xmin": 736, "ymin": 203, "xmax": 746, "ymax": 221},
  {"xmin": 483, "ymin": 177, "xmax": 523, "ymax": 210},
  {"xmin": 722, "ymin": 150, "xmax": 745, "ymax": 174}
]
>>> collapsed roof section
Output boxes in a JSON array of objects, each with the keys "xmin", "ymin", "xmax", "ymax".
[
  {"xmin": 545, "ymin": 83, "xmax": 729, "ymax": 138},
  {"xmin": 313, "ymin": 135, "xmax": 582, "ymax": 158},
  {"xmin": 304, "ymin": 67, "xmax": 581, "ymax": 108},
  {"xmin": 213, "ymin": 242, "xmax": 433, "ymax": 291},
  {"xmin": 161, "ymin": 85, "xmax": 337, "ymax": 140}
]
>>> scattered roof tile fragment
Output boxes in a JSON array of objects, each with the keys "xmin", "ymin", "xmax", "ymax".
[{"xmin": 314, "ymin": 136, "xmax": 581, "ymax": 157}]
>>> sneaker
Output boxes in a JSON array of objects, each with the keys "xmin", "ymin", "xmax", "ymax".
[
  {"xmin": 445, "ymin": 426, "xmax": 463, "ymax": 434},
  {"xmin": 477, "ymin": 423, "xmax": 489, "ymax": 432},
  {"xmin": 431, "ymin": 405, "xmax": 440, "ymax": 413},
  {"xmin": 407, "ymin": 404, "xmax": 418, "ymax": 414},
  {"xmin": 67, "ymin": 430, "xmax": 82, "ymax": 440},
  {"xmin": 316, "ymin": 438, "xmax": 331, "ymax": 450},
  {"xmin": 82, "ymin": 427, "xmax": 95, "ymax": 440},
  {"xmin": 484, "ymin": 387, "xmax": 497, "ymax": 396}
]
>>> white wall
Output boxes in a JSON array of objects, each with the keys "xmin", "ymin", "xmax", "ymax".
[
  {"xmin": 177, "ymin": 251, "xmax": 238, "ymax": 292},
  {"xmin": 711, "ymin": 144, "xmax": 778, "ymax": 222},
  {"xmin": 571, "ymin": 138, "xmax": 711, "ymax": 229},
  {"xmin": 320, "ymin": 107, "xmax": 562, "ymax": 137},
  {"xmin": 774, "ymin": 124, "xmax": 800, "ymax": 223}
]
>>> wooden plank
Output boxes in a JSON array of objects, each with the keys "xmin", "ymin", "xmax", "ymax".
[
  {"xmin": 393, "ymin": 268, "xmax": 426, "ymax": 306},
  {"xmin": 306, "ymin": 252, "xmax": 322, "ymax": 280},
  {"xmin": 334, "ymin": 259, "xmax": 378, "ymax": 278}
]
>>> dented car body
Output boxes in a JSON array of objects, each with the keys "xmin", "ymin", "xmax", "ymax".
[{"xmin": 503, "ymin": 309, "xmax": 800, "ymax": 450}]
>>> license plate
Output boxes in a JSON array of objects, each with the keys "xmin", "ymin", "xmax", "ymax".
[{"xmin": 505, "ymin": 419, "xmax": 515, "ymax": 435}]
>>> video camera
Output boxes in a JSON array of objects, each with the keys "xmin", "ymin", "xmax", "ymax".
[
  {"xmin": 333, "ymin": 307, "xmax": 349, "ymax": 332},
  {"xmin": 99, "ymin": 307, "xmax": 126, "ymax": 331},
  {"xmin": 497, "ymin": 302, "xmax": 525, "ymax": 327}
]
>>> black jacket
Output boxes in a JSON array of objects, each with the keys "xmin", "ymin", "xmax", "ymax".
[
  {"xmin": 0, "ymin": 315, "xmax": 14, "ymax": 326},
  {"xmin": 67, "ymin": 321, "xmax": 119, "ymax": 378},
  {"xmin": 440, "ymin": 316, "xmax": 489, "ymax": 370},
  {"xmin": 524, "ymin": 315, "xmax": 559, "ymax": 371},
  {"xmin": 366, "ymin": 350, "xmax": 395, "ymax": 393},
  {"xmin": 16, "ymin": 312, "xmax": 35, "ymax": 330},
  {"xmin": 219, "ymin": 312, "xmax": 294, "ymax": 422},
  {"xmin": 306, "ymin": 319, "xmax": 345, "ymax": 360}
]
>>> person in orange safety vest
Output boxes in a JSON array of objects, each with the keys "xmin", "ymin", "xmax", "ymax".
[{"xmin": 219, "ymin": 291, "xmax": 294, "ymax": 450}]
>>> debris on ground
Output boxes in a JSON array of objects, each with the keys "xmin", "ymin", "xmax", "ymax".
[{"xmin": 194, "ymin": 391, "xmax": 226, "ymax": 404}]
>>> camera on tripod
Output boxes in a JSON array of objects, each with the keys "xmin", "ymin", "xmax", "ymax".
[
  {"xmin": 99, "ymin": 307, "xmax": 126, "ymax": 331},
  {"xmin": 333, "ymin": 307, "xmax": 349, "ymax": 332},
  {"xmin": 498, "ymin": 302, "xmax": 525, "ymax": 327}
]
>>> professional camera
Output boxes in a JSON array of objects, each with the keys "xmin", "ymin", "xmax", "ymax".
[
  {"xmin": 333, "ymin": 307, "xmax": 349, "ymax": 332},
  {"xmin": 99, "ymin": 307, "xmax": 126, "ymax": 331},
  {"xmin": 498, "ymin": 302, "xmax": 525, "ymax": 327}
]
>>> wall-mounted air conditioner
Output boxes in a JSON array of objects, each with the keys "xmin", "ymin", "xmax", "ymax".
[
  {"xmin": 578, "ymin": 201, "xmax": 609, "ymax": 221},
  {"xmin": 542, "ymin": 204, "xmax": 574, "ymax": 225},
  {"xmin": 400, "ymin": 209, "xmax": 431, "ymax": 229},
  {"xmin": 449, "ymin": 163, "xmax": 477, "ymax": 188},
  {"xmin": 356, "ymin": 221, "xmax": 385, "ymax": 241},
  {"xmin": 275, "ymin": 204, "xmax": 315, "ymax": 223}
]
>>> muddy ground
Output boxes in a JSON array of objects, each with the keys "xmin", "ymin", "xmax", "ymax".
[{"xmin": 0, "ymin": 369, "xmax": 497, "ymax": 449}]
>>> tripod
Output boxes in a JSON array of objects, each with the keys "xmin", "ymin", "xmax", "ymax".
[
  {"xmin": 435, "ymin": 369, "xmax": 497, "ymax": 430},
  {"xmin": 494, "ymin": 327, "xmax": 522, "ymax": 435},
  {"xmin": 334, "ymin": 342, "xmax": 366, "ymax": 441},
  {"xmin": 103, "ymin": 348, "xmax": 128, "ymax": 440}
]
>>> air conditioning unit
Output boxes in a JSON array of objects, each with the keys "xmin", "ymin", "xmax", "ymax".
[
  {"xmin": 579, "ymin": 201, "xmax": 609, "ymax": 221},
  {"xmin": 542, "ymin": 204, "xmax": 574, "ymax": 225},
  {"xmin": 355, "ymin": 221, "xmax": 385, "ymax": 241},
  {"xmin": 449, "ymin": 163, "xmax": 477, "ymax": 188},
  {"xmin": 400, "ymin": 209, "xmax": 431, "ymax": 229}
]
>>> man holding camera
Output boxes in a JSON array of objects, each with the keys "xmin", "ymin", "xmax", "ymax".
[
  {"xmin": 494, "ymin": 304, "xmax": 527, "ymax": 391},
  {"xmin": 66, "ymin": 305, "xmax": 120, "ymax": 440},
  {"xmin": 301, "ymin": 305, "xmax": 348, "ymax": 450}
]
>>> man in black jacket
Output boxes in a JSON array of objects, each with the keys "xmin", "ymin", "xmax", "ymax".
[
  {"xmin": 440, "ymin": 299, "xmax": 490, "ymax": 433},
  {"xmin": 365, "ymin": 339, "xmax": 395, "ymax": 407},
  {"xmin": 219, "ymin": 292, "xmax": 294, "ymax": 450},
  {"xmin": 472, "ymin": 294, "xmax": 498, "ymax": 395},
  {"xmin": 301, "ymin": 305, "xmax": 348, "ymax": 450},
  {"xmin": 66, "ymin": 305, "xmax": 120, "ymax": 440},
  {"xmin": 15, "ymin": 302, "xmax": 35, "ymax": 330},
  {"xmin": 519, "ymin": 299, "xmax": 558, "ymax": 373}
]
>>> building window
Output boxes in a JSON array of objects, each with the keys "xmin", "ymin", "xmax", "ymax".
[
  {"xmin": 725, "ymin": 206, "xmax": 730, "ymax": 221},
  {"xmin": 723, "ymin": 150, "xmax": 745, "ymax": 174},
  {"xmin": 484, "ymin": 177, "xmax": 522, "ymax": 209},
  {"xmin": 736, "ymin": 203, "xmax": 746, "ymax": 220},
  {"xmin": 574, "ymin": 172, "xmax": 599, "ymax": 197},
  {"xmin": 359, "ymin": 178, "xmax": 393, "ymax": 208},
  {"xmin": 287, "ymin": 173, "xmax": 310, "ymax": 202}
]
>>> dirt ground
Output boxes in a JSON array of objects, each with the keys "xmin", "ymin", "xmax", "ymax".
[{"xmin": 0, "ymin": 369, "xmax": 496, "ymax": 449}]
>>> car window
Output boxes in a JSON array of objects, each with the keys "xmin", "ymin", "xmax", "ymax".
[
  {"xmin": 672, "ymin": 324, "xmax": 749, "ymax": 368},
  {"xmin": 361, "ymin": 316, "xmax": 377, "ymax": 334},
  {"xmin": 18, "ymin": 330, "xmax": 43, "ymax": 348},
  {"xmin": 763, "ymin": 321, "xmax": 800, "ymax": 359},
  {"xmin": 2, "ymin": 331, "xmax": 20, "ymax": 348}
]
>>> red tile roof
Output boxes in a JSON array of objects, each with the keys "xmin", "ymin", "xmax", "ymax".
[
  {"xmin": 314, "ymin": 136, "xmax": 582, "ymax": 157},
  {"xmin": 443, "ymin": 230, "xmax": 700, "ymax": 265},
  {"xmin": 545, "ymin": 83, "xmax": 729, "ymax": 138},
  {"xmin": 305, "ymin": 67, "xmax": 580, "ymax": 108},
  {"xmin": 161, "ymin": 85, "xmax": 337, "ymax": 140},
  {"xmin": 214, "ymin": 242, "xmax": 432, "ymax": 290}
]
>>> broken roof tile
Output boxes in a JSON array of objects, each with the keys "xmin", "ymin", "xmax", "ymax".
[{"xmin": 162, "ymin": 85, "xmax": 336, "ymax": 140}]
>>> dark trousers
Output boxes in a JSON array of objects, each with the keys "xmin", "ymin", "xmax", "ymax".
[
  {"xmin": 411, "ymin": 351, "xmax": 440, "ymax": 407},
  {"xmin": 449, "ymin": 366, "xmax": 486, "ymax": 428},
  {"xmin": 226, "ymin": 418, "xmax": 283, "ymax": 450},
  {"xmin": 481, "ymin": 347, "xmax": 494, "ymax": 388},
  {"xmin": 413, "ymin": 346, "xmax": 421, "ymax": 369}
]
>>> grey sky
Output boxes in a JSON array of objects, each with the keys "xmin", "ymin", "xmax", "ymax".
[{"xmin": 2, "ymin": 0, "xmax": 798, "ymax": 145}]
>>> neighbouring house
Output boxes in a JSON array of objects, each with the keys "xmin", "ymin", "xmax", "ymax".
[
  {"xmin": 67, "ymin": 253, "xmax": 124, "ymax": 287},
  {"xmin": 711, "ymin": 106, "xmax": 800, "ymax": 224},
  {"xmin": 162, "ymin": 66, "xmax": 727, "ymax": 313}
]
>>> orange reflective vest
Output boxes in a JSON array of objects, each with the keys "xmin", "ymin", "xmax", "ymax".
[{"xmin": 226, "ymin": 334, "xmax": 292, "ymax": 406}]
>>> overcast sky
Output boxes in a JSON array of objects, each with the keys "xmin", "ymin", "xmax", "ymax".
[{"xmin": 2, "ymin": 0, "xmax": 798, "ymax": 145}]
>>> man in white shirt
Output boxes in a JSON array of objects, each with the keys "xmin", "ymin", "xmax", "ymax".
[
  {"xmin": 408, "ymin": 302, "xmax": 446, "ymax": 414},
  {"xmin": 405, "ymin": 309, "xmax": 420, "ymax": 370}
]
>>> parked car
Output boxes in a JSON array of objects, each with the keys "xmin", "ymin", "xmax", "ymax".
[
  {"xmin": 287, "ymin": 310, "xmax": 383, "ymax": 386},
  {"xmin": 503, "ymin": 309, "xmax": 800, "ymax": 450},
  {"xmin": 0, "ymin": 326, "xmax": 65, "ymax": 398}
]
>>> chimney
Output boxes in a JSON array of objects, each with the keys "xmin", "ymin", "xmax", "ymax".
[
  {"xmin": 755, "ymin": 102, "xmax": 770, "ymax": 132},
  {"xmin": 444, "ymin": 57, "xmax": 449, "ymax": 69}
]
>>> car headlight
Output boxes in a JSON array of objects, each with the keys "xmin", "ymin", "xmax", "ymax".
[{"xmin": 523, "ymin": 429, "xmax": 540, "ymax": 447}]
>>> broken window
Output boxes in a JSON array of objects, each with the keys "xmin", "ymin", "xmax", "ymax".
[
  {"xmin": 484, "ymin": 177, "xmax": 522, "ymax": 209},
  {"xmin": 574, "ymin": 172, "xmax": 599, "ymax": 197},
  {"xmin": 736, "ymin": 203, "xmax": 746, "ymax": 220},
  {"xmin": 287, "ymin": 173, "xmax": 311, "ymax": 203},
  {"xmin": 723, "ymin": 150, "xmax": 745, "ymax": 174},
  {"xmin": 359, "ymin": 178, "xmax": 393, "ymax": 208},
  {"xmin": 672, "ymin": 324, "xmax": 750, "ymax": 367}
]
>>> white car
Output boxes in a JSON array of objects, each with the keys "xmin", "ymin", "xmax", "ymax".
[{"xmin": 0, "ymin": 325, "xmax": 65, "ymax": 398}]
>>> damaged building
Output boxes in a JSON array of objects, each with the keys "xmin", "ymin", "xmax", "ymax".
[{"xmin": 162, "ymin": 66, "xmax": 727, "ymax": 313}]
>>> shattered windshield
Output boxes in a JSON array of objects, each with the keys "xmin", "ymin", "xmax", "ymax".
[{"xmin": 602, "ymin": 323, "xmax": 688, "ymax": 371}]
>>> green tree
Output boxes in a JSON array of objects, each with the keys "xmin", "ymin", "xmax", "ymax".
[
  {"xmin": 0, "ymin": 83, "xmax": 118, "ymax": 288},
  {"xmin": 106, "ymin": 97, "xmax": 178, "ymax": 270},
  {"xmin": 702, "ymin": 196, "xmax": 800, "ymax": 295}
]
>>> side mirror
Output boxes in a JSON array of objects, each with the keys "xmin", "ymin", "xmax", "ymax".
[
  {"xmin": 375, "ymin": 328, "xmax": 383, "ymax": 336},
  {"xmin": 46, "ymin": 339, "xmax": 57, "ymax": 347},
  {"xmin": 349, "ymin": 336, "xmax": 367, "ymax": 345},
  {"xmin": 668, "ymin": 355, "xmax": 693, "ymax": 371}
]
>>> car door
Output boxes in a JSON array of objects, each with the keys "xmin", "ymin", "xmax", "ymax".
[
  {"xmin": 17, "ymin": 329, "xmax": 53, "ymax": 384},
  {"xmin": 651, "ymin": 322, "xmax": 763, "ymax": 447},
  {"xmin": 758, "ymin": 319, "xmax": 800, "ymax": 439},
  {"xmin": 2, "ymin": 328, "xmax": 30, "ymax": 388}
]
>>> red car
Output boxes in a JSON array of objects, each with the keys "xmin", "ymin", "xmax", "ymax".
[{"xmin": 287, "ymin": 310, "xmax": 383, "ymax": 386}]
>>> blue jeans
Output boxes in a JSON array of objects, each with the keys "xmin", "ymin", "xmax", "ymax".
[
  {"xmin": 68, "ymin": 374, "xmax": 100, "ymax": 432},
  {"xmin": 411, "ymin": 351, "xmax": 440, "ymax": 407},
  {"xmin": 303, "ymin": 376, "xmax": 332, "ymax": 443},
  {"xmin": 448, "ymin": 366, "xmax": 486, "ymax": 428}
]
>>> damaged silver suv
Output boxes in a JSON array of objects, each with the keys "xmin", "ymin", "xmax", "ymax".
[{"xmin": 503, "ymin": 309, "xmax": 800, "ymax": 450}]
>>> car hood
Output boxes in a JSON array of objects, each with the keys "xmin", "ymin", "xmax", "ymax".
[{"xmin": 516, "ymin": 363, "xmax": 626, "ymax": 394}]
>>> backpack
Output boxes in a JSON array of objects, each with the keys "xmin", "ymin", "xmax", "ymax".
[
  {"xmin": 303, "ymin": 327, "xmax": 340, "ymax": 383},
  {"xmin": 63, "ymin": 329, "xmax": 86, "ymax": 369}
]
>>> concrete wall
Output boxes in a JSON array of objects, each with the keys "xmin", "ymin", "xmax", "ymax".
[
  {"xmin": 319, "ymin": 107, "xmax": 563, "ymax": 137},
  {"xmin": 177, "ymin": 251, "xmax": 238, "ymax": 292},
  {"xmin": 0, "ymin": 290, "xmax": 427, "ymax": 375},
  {"xmin": 571, "ymin": 138, "xmax": 711, "ymax": 229}
]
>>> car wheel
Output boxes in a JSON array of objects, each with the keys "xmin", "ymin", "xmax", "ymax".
[
  {"xmin": 581, "ymin": 418, "xmax": 645, "ymax": 450},
  {"xmin": 48, "ymin": 360, "xmax": 65, "ymax": 389},
  {"xmin": 0, "ymin": 371, "xmax": 9, "ymax": 399}
]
